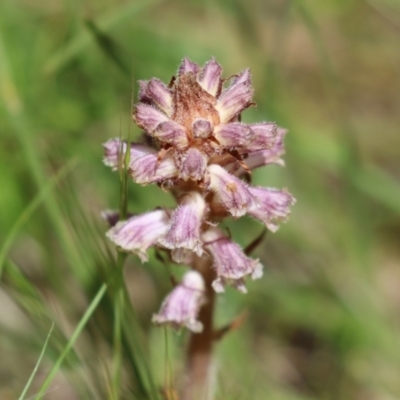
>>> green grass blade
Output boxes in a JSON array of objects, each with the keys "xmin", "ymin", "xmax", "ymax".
[
  {"xmin": 35, "ymin": 283, "xmax": 108, "ymax": 400},
  {"xmin": 18, "ymin": 323, "xmax": 55, "ymax": 400}
]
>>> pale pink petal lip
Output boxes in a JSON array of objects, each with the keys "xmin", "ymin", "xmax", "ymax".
[
  {"xmin": 106, "ymin": 209, "xmax": 170, "ymax": 262},
  {"xmin": 248, "ymin": 187, "xmax": 296, "ymax": 232},
  {"xmin": 152, "ymin": 270, "xmax": 205, "ymax": 332}
]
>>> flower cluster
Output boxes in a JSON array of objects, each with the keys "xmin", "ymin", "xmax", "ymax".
[{"xmin": 104, "ymin": 58, "xmax": 295, "ymax": 331}]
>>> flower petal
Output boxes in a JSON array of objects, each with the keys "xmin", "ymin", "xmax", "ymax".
[
  {"xmin": 198, "ymin": 58, "xmax": 222, "ymax": 96},
  {"xmin": 158, "ymin": 192, "xmax": 206, "ymax": 260},
  {"xmin": 179, "ymin": 148, "xmax": 208, "ymax": 181},
  {"xmin": 138, "ymin": 79, "xmax": 173, "ymax": 116},
  {"xmin": 202, "ymin": 227, "xmax": 263, "ymax": 293},
  {"xmin": 152, "ymin": 270, "xmax": 205, "ymax": 332},
  {"xmin": 216, "ymin": 69, "xmax": 253, "ymax": 123},
  {"xmin": 248, "ymin": 187, "xmax": 296, "ymax": 232},
  {"xmin": 178, "ymin": 57, "xmax": 199, "ymax": 75},
  {"xmin": 153, "ymin": 120, "xmax": 188, "ymax": 148},
  {"xmin": 192, "ymin": 118, "xmax": 213, "ymax": 138},
  {"xmin": 213, "ymin": 123, "xmax": 254, "ymax": 149},
  {"xmin": 130, "ymin": 153, "xmax": 178, "ymax": 185},
  {"xmin": 243, "ymin": 122, "xmax": 277, "ymax": 151},
  {"xmin": 207, "ymin": 164, "xmax": 255, "ymax": 217},
  {"xmin": 243, "ymin": 127, "xmax": 287, "ymax": 169},
  {"xmin": 106, "ymin": 210, "xmax": 170, "ymax": 262},
  {"xmin": 134, "ymin": 104, "xmax": 169, "ymax": 133},
  {"xmin": 103, "ymin": 139, "xmax": 155, "ymax": 171}
]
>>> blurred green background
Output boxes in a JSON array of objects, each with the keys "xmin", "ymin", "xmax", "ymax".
[{"xmin": 1, "ymin": 0, "xmax": 400, "ymax": 399}]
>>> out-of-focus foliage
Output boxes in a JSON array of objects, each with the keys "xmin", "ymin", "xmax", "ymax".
[{"xmin": 1, "ymin": 0, "xmax": 400, "ymax": 399}]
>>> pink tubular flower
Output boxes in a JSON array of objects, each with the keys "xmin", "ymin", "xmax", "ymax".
[
  {"xmin": 242, "ymin": 127, "xmax": 287, "ymax": 170},
  {"xmin": 203, "ymin": 227, "xmax": 263, "ymax": 293},
  {"xmin": 158, "ymin": 192, "xmax": 207, "ymax": 262},
  {"xmin": 129, "ymin": 153, "xmax": 178, "ymax": 185},
  {"xmin": 207, "ymin": 163, "xmax": 255, "ymax": 218},
  {"xmin": 106, "ymin": 210, "xmax": 170, "ymax": 262},
  {"xmin": 152, "ymin": 270, "xmax": 205, "ymax": 332},
  {"xmin": 248, "ymin": 187, "xmax": 296, "ymax": 232}
]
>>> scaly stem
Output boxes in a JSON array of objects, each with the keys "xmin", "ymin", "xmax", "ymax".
[{"xmin": 183, "ymin": 257, "xmax": 216, "ymax": 400}]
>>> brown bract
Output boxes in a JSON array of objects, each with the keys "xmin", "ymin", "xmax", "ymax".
[{"xmin": 172, "ymin": 73, "xmax": 220, "ymax": 136}]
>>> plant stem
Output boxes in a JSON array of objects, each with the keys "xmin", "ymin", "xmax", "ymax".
[{"xmin": 182, "ymin": 257, "xmax": 216, "ymax": 400}]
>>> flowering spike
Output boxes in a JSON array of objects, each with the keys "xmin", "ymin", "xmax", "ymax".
[
  {"xmin": 104, "ymin": 58, "xmax": 295, "ymax": 332},
  {"xmin": 152, "ymin": 270, "xmax": 205, "ymax": 332},
  {"xmin": 202, "ymin": 227, "xmax": 263, "ymax": 293},
  {"xmin": 198, "ymin": 58, "xmax": 222, "ymax": 96},
  {"xmin": 106, "ymin": 210, "xmax": 170, "ymax": 262},
  {"xmin": 158, "ymin": 192, "xmax": 206, "ymax": 260},
  {"xmin": 207, "ymin": 164, "xmax": 255, "ymax": 217}
]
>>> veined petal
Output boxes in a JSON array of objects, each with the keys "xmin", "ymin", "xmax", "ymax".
[
  {"xmin": 152, "ymin": 270, "xmax": 205, "ymax": 332},
  {"xmin": 130, "ymin": 153, "xmax": 178, "ymax": 185},
  {"xmin": 134, "ymin": 104, "xmax": 169, "ymax": 133},
  {"xmin": 198, "ymin": 58, "xmax": 222, "ymax": 96},
  {"xmin": 158, "ymin": 192, "xmax": 206, "ymax": 260},
  {"xmin": 180, "ymin": 148, "xmax": 208, "ymax": 181},
  {"xmin": 214, "ymin": 123, "xmax": 254, "ymax": 149},
  {"xmin": 139, "ymin": 79, "xmax": 173, "ymax": 116},
  {"xmin": 207, "ymin": 164, "xmax": 255, "ymax": 217},
  {"xmin": 248, "ymin": 187, "xmax": 296, "ymax": 232},
  {"xmin": 202, "ymin": 227, "xmax": 263, "ymax": 293},
  {"xmin": 243, "ymin": 122, "xmax": 277, "ymax": 151},
  {"xmin": 216, "ymin": 69, "xmax": 253, "ymax": 123},
  {"xmin": 244, "ymin": 127, "xmax": 287, "ymax": 169},
  {"xmin": 106, "ymin": 209, "xmax": 169, "ymax": 262},
  {"xmin": 179, "ymin": 57, "xmax": 199, "ymax": 75},
  {"xmin": 103, "ymin": 139, "xmax": 155, "ymax": 171},
  {"xmin": 153, "ymin": 120, "xmax": 188, "ymax": 148},
  {"xmin": 192, "ymin": 118, "xmax": 213, "ymax": 138}
]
